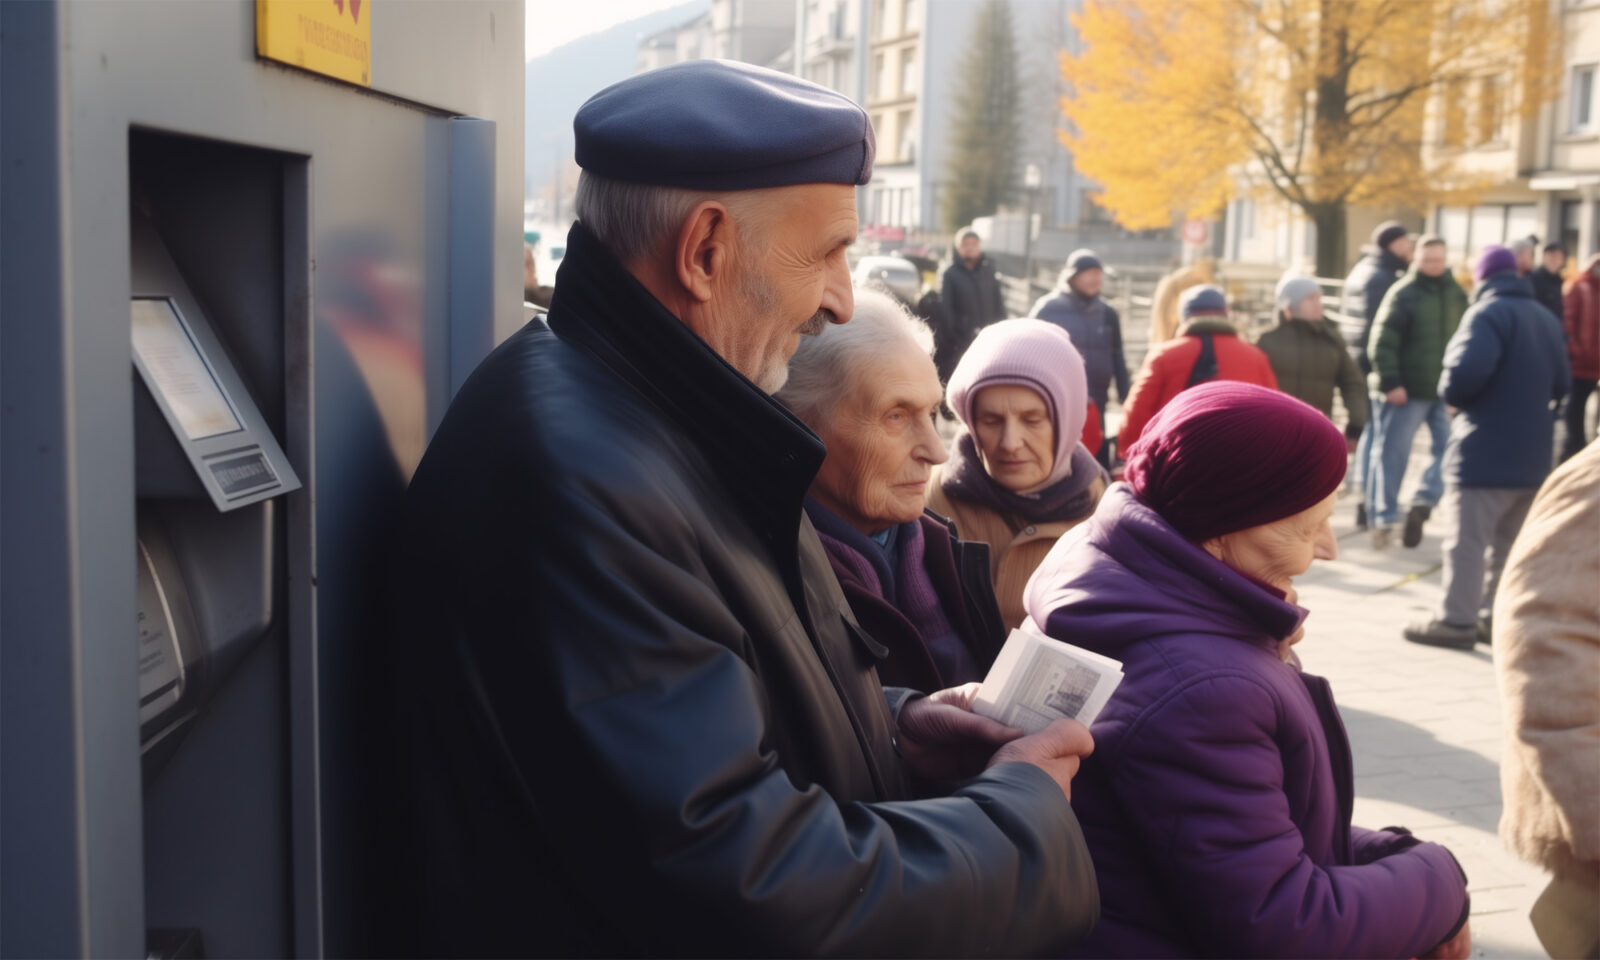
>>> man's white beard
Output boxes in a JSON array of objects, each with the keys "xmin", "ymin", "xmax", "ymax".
[{"xmin": 755, "ymin": 361, "xmax": 790, "ymax": 395}]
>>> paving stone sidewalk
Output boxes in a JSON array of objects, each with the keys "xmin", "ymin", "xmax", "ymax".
[{"xmin": 1295, "ymin": 469, "xmax": 1550, "ymax": 959}]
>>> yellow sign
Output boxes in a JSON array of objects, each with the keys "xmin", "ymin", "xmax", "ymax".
[{"xmin": 257, "ymin": 0, "xmax": 371, "ymax": 87}]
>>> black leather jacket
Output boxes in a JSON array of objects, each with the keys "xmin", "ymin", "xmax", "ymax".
[{"xmin": 388, "ymin": 222, "xmax": 1097, "ymax": 956}]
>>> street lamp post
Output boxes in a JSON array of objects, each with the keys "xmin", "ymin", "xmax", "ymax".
[{"xmin": 1022, "ymin": 163, "xmax": 1043, "ymax": 300}]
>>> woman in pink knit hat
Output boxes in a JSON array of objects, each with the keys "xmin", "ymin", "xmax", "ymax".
[{"xmin": 927, "ymin": 319, "xmax": 1110, "ymax": 629}]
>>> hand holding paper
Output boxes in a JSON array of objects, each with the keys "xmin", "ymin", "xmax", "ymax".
[{"xmin": 973, "ymin": 623, "xmax": 1125, "ymax": 734}]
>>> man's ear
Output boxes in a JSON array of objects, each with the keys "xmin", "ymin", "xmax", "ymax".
[{"xmin": 674, "ymin": 200, "xmax": 732, "ymax": 304}]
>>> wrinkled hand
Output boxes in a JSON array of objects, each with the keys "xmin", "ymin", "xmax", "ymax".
[
  {"xmin": 897, "ymin": 683, "xmax": 1024, "ymax": 783},
  {"xmin": 1385, "ymin": 387, "xmax": 1408, "ymax": 406},
  {"xmin": 1421, "ymin": 920, "xmax": 1471, "ymax": 960},
  {"xmin": 988, "ymin": 718, "xmax": 1095, "ymax": 800}
]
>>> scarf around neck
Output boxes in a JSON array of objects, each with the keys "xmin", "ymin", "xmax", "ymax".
[{"xmin": 941, "ymin": 432, "xmax": 1106, "ymax": 527}]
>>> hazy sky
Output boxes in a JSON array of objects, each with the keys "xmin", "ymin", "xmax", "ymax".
[{"xmin": 525, "ymin": 0, "xmax": 689, "ymax": 61}]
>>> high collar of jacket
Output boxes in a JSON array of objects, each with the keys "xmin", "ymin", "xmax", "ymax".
[
  {"xmin": 547, "ymin": 221, "xmax": 826, "ymax": 554},
  {"xmin": 1474, "ymin": 271, "xmax": 1535, "ymax": 304},
  {"xmin": 1178, "ymin": 316, "xmax": 1237, "ymax": 336},
  {"xmin": 1024, "ymin": 484, "xmax": 1306, "ymax": 656},
  {"xmin": 1404, "ymin": 267, "xmax": 1459, "ymax": 291},
  {"xmin": 804, "ymin": 497, "xmax": 910, "ymax": 599},
  {"xmin": 1277, "ymin": 315, "xmax": 1345, "ymax": 346},
  {"xmin": 1368, "ymin": 245, "xmax": 1409, "ymax": 274}
]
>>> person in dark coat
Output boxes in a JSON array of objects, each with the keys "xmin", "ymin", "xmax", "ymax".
[
  {"xmin": 936, "ymin": 229, "xmax": 1005, "ymax": 382},
  {"xmin": 1257, "ymin": 273, "xmax": 1369, "ymax": 446},
  {"xmin": 1405, "ymin": 245, "xmax": 1572, "ymax": 650},
  {"xmin": 387, "ymin": 60, "xmax": 1099, "ymax": 957},
  {"xmin": 777, "ymin": 288, "xmax": 1006, "ymax": 694},
  {"xmin": 1031, "ymin": 250, "xmax": 1129, "ymax": 467},
  {"xmin": 1024, "ymin": 381, "xmax": 1474, "ymax": 959},
  {"xmin": 1530, "ymin": 241, "xmax": 1566, "ymax": 323},
  {"xmin": 1342, "ymin": 220, "xmax": 1413, "ymax": 529}
]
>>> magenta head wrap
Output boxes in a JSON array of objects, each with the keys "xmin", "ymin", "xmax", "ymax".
[
  {"xmin": 1124, "ymin": 381, "xmax": 1347, "ymax": 542},
  {"xmin": 946, "ymin": 319, "xmax": 1089, "ymax": 487}
]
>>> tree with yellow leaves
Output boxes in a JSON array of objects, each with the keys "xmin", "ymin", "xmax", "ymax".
[{"xmin": 1061, "ymin": 0, "xmax": 1559, "ymax": 277}]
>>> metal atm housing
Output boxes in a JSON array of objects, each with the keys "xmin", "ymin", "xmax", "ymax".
[{"xmin": 2, "ymin": 3, "xmax": 525, "ymax": 956}]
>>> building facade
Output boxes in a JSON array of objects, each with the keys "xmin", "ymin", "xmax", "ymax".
[
  {"xmin": 1223, "ymin": 0, "xmax": 1600, "ymax": 275},
  {"xmin": 637, "ymin": 0, "xmax": 793, "ymax": 75}
]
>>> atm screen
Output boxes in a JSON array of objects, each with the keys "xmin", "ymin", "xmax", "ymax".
[{"xmin": 131, "ymin": 298, "xmax": 242, "ymax": 441}]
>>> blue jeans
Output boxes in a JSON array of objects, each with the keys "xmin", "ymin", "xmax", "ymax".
[
  {"xmin": 1354, "ymin": 418, "xmax": 1375, "ymax": 498},
  {"xmin": 1367, "ymin": 397, "xmax": 1449, "ymax": 525}
]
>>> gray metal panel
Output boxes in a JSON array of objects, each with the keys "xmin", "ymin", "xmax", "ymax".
[
  {"xmin": 0, "ymin": 3, "xmax": 96, "ymax": 955},
  {"xmin": 4, "ymin": 1, "xmax": 524, "ymax": 954},
  {"xmin": 450, "ymin": 117, "xmax": 498, "ymax": 397}
]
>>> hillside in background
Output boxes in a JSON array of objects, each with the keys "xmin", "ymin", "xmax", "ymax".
[{"xmin": 524, "ymin": 1, "xmax": 707, "ymax": 199}]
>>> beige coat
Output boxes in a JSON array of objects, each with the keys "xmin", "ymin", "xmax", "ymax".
[
  {"xmin": 926, "ymin": 470, "xmax": 1107, "ymax": 630},
  {"xmin": 1493, "ymin": 441, "xmax": 1600, "ymax": 882}
]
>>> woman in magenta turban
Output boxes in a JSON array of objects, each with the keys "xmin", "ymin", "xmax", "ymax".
[{"xmin": 1024, "ymin": 381, "xmax": 1473, "ymax": 959}]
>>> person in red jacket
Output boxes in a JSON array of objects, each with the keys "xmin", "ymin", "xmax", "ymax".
[
  {"xmin": 1562, "ymin": 254, "xmax": 1600, "ymax": 461},
  {"xmin": 1117, "ymin": 285, "xmax": 1278, "ymax": 451}
]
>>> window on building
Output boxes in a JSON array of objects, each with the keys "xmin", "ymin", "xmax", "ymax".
[
  {"xmin": 896, "ymin": 108, "xmax": 915, "ymax": 160},
  {"xmin": 903, "ymin": 0, "xmax": 919, "ymax": 33},
  {"xmin": 1438, "ymin": 206, "xmax": 1470, "ymax": 255},
  {"xmin": 806, "ymin": 62, "xmax": 829, "ymax": 87},
  {"xmin": 871, "ymin": 112, "xmax": 885, "ymax": 146},
  {"xmin": 1476, "ymin": 76, "xmax": 1504, "ymax": 145},
  {"xmin": 900, "ymin": 48, "xmax": 916, "ymax": 96},
  {"xmin": 1573, "ymin": 64, "xmax": 1597, "ymax": 133},
  {"xmin": 873, "ymin": 53, "xmax": 887, "ymax": 98},
  {"xmin": 1470, "ymin": 204, "xmax": 1505, "ymax": 248},
  {"xmin": 1562, "ymin": 200, "xmax": 1584, "ymax": 259},
  {"xmin": 873, "ymin": 0, "xmax": 887, "ymax": 37},
  {"xmin": 1506, "ymin": 204, "xmax": 1538, "ymax": 244},
  {"xmin": 1441, "ymin": 77, "xmax": 1467, "ymax": 148}
]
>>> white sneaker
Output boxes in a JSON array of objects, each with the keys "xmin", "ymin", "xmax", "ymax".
[{"xmin": 1370, "ymin": 524, "xmax": 1396, "ymax": 549}]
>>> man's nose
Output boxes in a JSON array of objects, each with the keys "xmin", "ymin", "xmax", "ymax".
[{"xmin": 823, "ymin": 260, "xmax": 852, "ymax": 325}]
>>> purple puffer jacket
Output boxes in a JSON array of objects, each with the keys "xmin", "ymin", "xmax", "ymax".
[{"xmin": 1024, "ymin": 484, "xmax": 1469, "ymax": 958}]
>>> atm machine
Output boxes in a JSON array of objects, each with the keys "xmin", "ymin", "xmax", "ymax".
[{"xmin": 1, "ymin": 2, "xmax": 525, "ymax": 956}]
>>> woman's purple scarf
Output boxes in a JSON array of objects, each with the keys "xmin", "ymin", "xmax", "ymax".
[{"xmin": 941, "ymin": 432, "xmax": 1106, "ymax": 526}]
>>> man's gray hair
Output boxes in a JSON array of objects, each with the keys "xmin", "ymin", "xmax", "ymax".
[
  {"xmin": 572, "ymin": 171, "xmax": 707, "ymax": 264},
  {"xmin": 777, "ymin": 286, "xmax": 934, "ymax": 425},
  {"xmin": 574, "ymin": 170, "xmax": 771, "ymax": 266},
  {"xmin": 1510, "ymin": 235, "xmax": 1538, "ymax": 254}
]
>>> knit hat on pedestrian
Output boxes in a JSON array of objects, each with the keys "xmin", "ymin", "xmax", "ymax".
[
  {"xmin": 1372, "ymin": 220, "xmax": 1409, "ymax": 250},
  {"xmin": 1124, "ymin": 381, "xmax": 1347, "ymax": 543},
  {"xmin": 1475, "ymin": 245, "xmax": 1518, "ymax": 281},
  {"xmin": 1180, "ymin": 285, "xmax": 1229, "ymax": 320},
  {"xmin": 1274, "ymin": 274, "xmax": 1322, "ymax": 314},
  {"xmin": 1065, "ymin": 249, "xmax": 1103, "ymax": 279},
  {"xmin": 946, "ymin": 318, "xmax": 1090, "ymax": 487}
]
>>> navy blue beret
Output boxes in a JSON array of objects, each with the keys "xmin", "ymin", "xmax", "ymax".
[
  {"xmin": 574, "ymin": 59, "xmax": 874, "ymax": 190},
  {"xmin": 1180, "ymin": 285, "xmax": 1229, "ymax": 319}
]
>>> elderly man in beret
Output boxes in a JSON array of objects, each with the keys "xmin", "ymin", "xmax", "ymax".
[{"xmin": 389, "ymin": 60, "xmax": 1098, "ymax": 956}]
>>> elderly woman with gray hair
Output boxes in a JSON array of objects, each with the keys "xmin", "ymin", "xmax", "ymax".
[{"xmin": 777, "ymin": 288, "xmax": 1007, "ymax": 693}]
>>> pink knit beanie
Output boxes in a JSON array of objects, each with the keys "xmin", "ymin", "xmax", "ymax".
[{"xmin": 946, "ymin": 319, "xmax": 1089, "ymax": 486}]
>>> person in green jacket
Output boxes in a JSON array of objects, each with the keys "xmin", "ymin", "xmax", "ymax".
[
  {"xmin": 1258, "ymin": 274, "xmax": 1369, "ymax": 450},
  {"xmin": 1365, "ymin": 236, "xmax": 1469, "ymax": 548}
]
